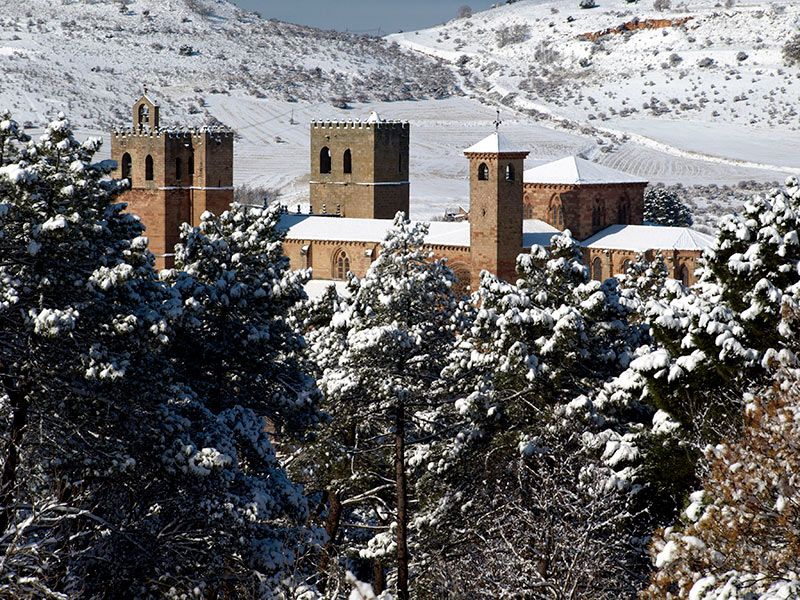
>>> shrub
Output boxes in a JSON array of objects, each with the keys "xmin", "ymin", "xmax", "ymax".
[
  {"xmin": 457, "ymin": 5, "xmax": 473, "ymax": 18},
  {"xmin": 495, "ymin": 23, "xmax": 530, "ymax": 48},
  {"xmin": 579, "ymin": 0, "xmax": 597, "ymax": 8},
  {"xmin": 783, "ymin": 33, "xmax": 800, "ymax": 66}
]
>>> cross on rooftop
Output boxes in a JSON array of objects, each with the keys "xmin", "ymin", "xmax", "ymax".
[{"xmin": 494, "ymin": 109, "xmax": 502, "ymax": 132}]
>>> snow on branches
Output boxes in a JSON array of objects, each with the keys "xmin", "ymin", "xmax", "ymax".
[
  {"xmin": 644, "ymin": 188, "xmax": 694, "ymax": 227},
  {"xmin": 644, "ymin": 374, "xmax": 800, "ymax": 599}
]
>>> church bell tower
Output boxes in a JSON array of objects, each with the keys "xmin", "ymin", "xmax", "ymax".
[{"xmin": 464, "ymin": 126, "xmax": 529, "ymax": 285}]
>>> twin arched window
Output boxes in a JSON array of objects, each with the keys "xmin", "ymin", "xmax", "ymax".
[
  {"xmin": 320, "ymin": 147, "xmax": 332, "ymax": 174},
  {"xmin": 334, "ymin": 249, "xmax": 350, "ymax": 280},
  {"xmin": 145, "ymin": 155, "xmax": 154, "ymax": 181},
  {"xmin": 343, "ymin": 149, "xmax": 352, "ymax": 174},
  {"xmin": 121, "ymin": 153, "xmax": 132, "ymax": 180},
  {"xmin": 477, "ymin": 163, "xmax": 489, "ymax": 181},
  {"xmin": 320, "ymin": 147, "xmax": 354, "ymax": 175},
  {"xmin": 504, "ymin": 164, "xmax": 515, "ymax": 182}
]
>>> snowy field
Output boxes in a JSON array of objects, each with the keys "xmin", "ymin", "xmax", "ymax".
[
  {"xmin": 387, "ymin": 0, "xmax": 799, "ymax": 199},
  {"xmin": 82, "ymin": 92, "xmax": 795, "ymax": 223},
  {"xmin": 4, "ymin": 0, "xmax": 796, "ymax": 224}
]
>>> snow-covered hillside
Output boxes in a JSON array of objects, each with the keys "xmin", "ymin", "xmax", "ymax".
[
  {"xmin": 2, "ymin": 0, "xmax": 797, "ymax": 225},
  {"xmin": 0, "ymin": 0, "xmax": 457, "ymax": 130},
  {"xmin": 389, "ymin": 0, "xmax": 800, "ymax": 175}
]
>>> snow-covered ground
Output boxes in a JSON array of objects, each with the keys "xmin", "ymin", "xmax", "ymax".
[
  {"xmin": 4, "ymin": 0, "xmax": 797, "ymax": 225},
  {"xmin": 0, "ymin": 0, "xmax": 456, "ymax": 131},
  {"xmin": 388, "ymin": 0, "xmax": 799, "ymax": 183}
]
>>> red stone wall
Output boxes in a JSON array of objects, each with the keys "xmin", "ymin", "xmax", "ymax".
[
  {"xmin": 111, "ymin": 129, "xmax": 234, "ymax": 269},
  {"xmin": 283, "ymin": 238, "xmax": 472, "ymax": 290},
  {"xmin": 523, "ymin": 182, "xmax": 646, "ymax": 240},
  {"xmin": 467, "ymin": 152, "xmax": 527, "ymax": 285},
  {"xmin": 309, "ymin": 121, "xmax": 409, "ymax": 219},
  {"xmin": 583, "ymin": 247, "xmax": 704, "ymax": 285}
]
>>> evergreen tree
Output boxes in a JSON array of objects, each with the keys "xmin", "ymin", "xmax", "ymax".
[
  {"xmin": 296, "ymin": 215, "xmax": 459, "ymax": 598},
  {"xmin": 594, "ymin": 176, "xmax": 800, "ymax": 522},
  {"xmin": 643, "ymin": 374, "xmax": 800, "ymax": 599},
  {"xmin": 413, "ymin": 232, "xmax": 650, "ymax": 597},
  {"xmin": 0, "ymin": 113, "xmax": 174, "ymax": 596},
  {"xmin": 0, "ymin": 114, "xmax": 321, "ymax": 597},
  {"xmin": 643, "ymin": 188, "xmax": 694, "ymax": 227},
  {"xmin": 151, "ymin": 203, "xmax": 321, "ymax": 597}
]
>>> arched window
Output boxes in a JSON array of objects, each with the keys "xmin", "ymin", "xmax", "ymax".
[
  {"xmin": 548, "ymin": 196, "xmax": 563, "ymax": 229},
  {"xmin": 145, "ymin": 155, "xmax": 154, "ymax": 181},
  {"xmin": 592, "ymin": 257, "xmax": 603, "ymax": 281},
  {"xmin": 334, "ymin": 249, "xmax": 350, "ymax": 280},
  {"xmin": 477, "ymin": 163, "xmax": 489, "ymax": 181},
  {"xmin": 320, "ymin": 147, "xmax": 332, "ymax": 174},
  {"xmin": 504, "ymin": 163, "xmax": 515, "ymax": 182},
  {"xmin": 121, "ymin": 153, "xmax": 132, "ymax": 180},
  {"xmin": 175, "ymin": 156, "xmax": 182, "ymax": 181},
  {"xmin": 137, "ymin": 104, "xmax": 149, "ymax": 128},
  {"xmin": 617, "ymin": 199, "xmax": 631, "ymax": 224},
  {"xmin": 188, "ymin": 152, "xmax": 195, "ymax": 176},
  {"xmin": 592, "ymin": 199, "xmax": 604, "ymax": 229},
  {"xmin": 679, "ymin": 264, "xmax": 690, "ymax": 287},
  {"xmin": 343, "ymin": 149, "xmax": 352, "ymax": 174}
]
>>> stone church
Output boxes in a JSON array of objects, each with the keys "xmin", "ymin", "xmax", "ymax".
[{"xmin": 111, "ymin": 96, "xmax": 712, "ymax": 287}]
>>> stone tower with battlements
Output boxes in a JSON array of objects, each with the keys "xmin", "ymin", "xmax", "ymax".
[
  {"xmin": 110, "ymin": 94, "xmax": 234, "ymax": 269},
  {"xmin": 309, "ymin": 112, "xmax": 409, "ymax": 219},
  {"xmin": 465, "ymin": 131, "xmax": 529, "ymax": 285}
]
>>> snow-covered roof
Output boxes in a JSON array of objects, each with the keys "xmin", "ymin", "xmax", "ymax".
[
  {"xmin": 304, "ymin": 279, "xmax": 349, "ymax": 301},
  {"xmin": 279, "ymin": 215, "xmax": 558, "ymax": 249},
  {"xmin": 464, "ymin": 132, "xmax": 528, "ymax": 155},
  {"xmin": 523, "ymin": 156, "xmax": 648, "ymax": 186},
  {"xmin": 581, "ymin": 224, "xmax": 714, "ymax": 252},
  {"xmin": 367, "ymin": 111, "xmax": 382, "ymax": 124},
  {"xmin": 523, "ymin": 219, "xmax": 560, "ymax": 248},
  {"xmin": 279, "ymin": 215, "xmax": 472, "ymax": 247}
]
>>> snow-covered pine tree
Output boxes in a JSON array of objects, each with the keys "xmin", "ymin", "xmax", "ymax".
[
  {"xmin": 0, "ymin": 113, "xmax": 175, "ymax": 596},
  {"xmin": 643, "ymin": 373, "xmax": 800, "ymax": 599},
  {"xmin": 440, "ymin": 231, "xmax": 648, "ymax": 431},
  {"xmin": 0, "ymin": 114, "xmax": 322, "ymax": 598},
  {"xmin": 153, "ymin": 203, "xmax": 321, "ymax": 596},
  {"xmin": 591, "ymin": 176, "xmax": 800, "ymax": 523},
  {"xmin": 643, "ymin": 188, "xmax": 694, "ymax": 227},
  {"xmin": 612, "ymin": 177, "xmax": 800, "ymax": 426},
  {"xmin": 297, "ymin": 214, "xmax": 459, "ymax": 598},
  {"xmin": 413, "ymin": 231, "xmax": 649, "ymax": 596}
]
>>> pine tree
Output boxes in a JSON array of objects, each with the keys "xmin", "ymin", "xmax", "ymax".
[
  {"xmin": 594, "ymin": 176, "xmax": 800, "ymax": 523},
  {"xmin": 0, "ymin": 115, "xmax": 321, "ymax": 597},
  {"xmin": 0, "ymin": 113, "xmax": 174, "ymax": 596},
  {"xmin": 643, "ymin": 188, "xmax": 694, "ymax": 227},
  {"xmin": 151, "ymin": 203, "xmax": 321, "ymax": 596},
  {"xmin": 643, "ymin": 373, "xmax": 800, "ymax": 599},
  {"xmin": 296, "ymin": 214, "xmax": 459, "ymax": 598},
  {"xmin": 413, "ymin": 232, "xmax": 649, "ymax": 596}
]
